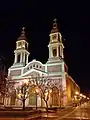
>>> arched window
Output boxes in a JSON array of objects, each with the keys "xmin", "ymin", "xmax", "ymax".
[
  {"xmin": 30, "ymin": 66, "xmax": 32, "ymax": 69},
  {"xmin": 17, "ymin": 54, "xmax": 20, "ymax": 63},
  {"xmin": 25, "ymin": 43, "xmax": 28, "ymax": 50},
  {"xmin": 53, "ymin": 49, "xmax": 57, "ymax": 57},
  {"xmin": 27, "ymin": 67, "xmax": 29, "ymax": 70},
  {"xmin": 33, "ymin": 64, "xmax": 35, "ymax": 67}
]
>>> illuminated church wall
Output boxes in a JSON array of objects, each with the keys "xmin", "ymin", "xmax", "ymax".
[{"xmin": 7, "ymin": 20, "xmax": 80, "ymax": 107}]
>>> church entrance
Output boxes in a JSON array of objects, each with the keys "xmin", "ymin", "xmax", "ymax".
[
  {"xmin": 52, "ymin": 87, "xmax": 59, "ymax": 106},
  {"xmin": 29, "ymin": 85, "xmax": 36, "ymax": 106},
  {"xmin": 29, "ymin": 93, "xmax": 36, "ymax": 106}
]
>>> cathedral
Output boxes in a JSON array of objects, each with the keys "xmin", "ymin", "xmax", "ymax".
[{"xmin": 6, "ymin": 20, "xmax": 80, "ymax": 107}]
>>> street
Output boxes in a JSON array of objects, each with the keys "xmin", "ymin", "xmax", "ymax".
[
  {"xmin": 61, "ymin": 102, "xmax": 90, "ymax": 120},
  {"xmin": 40, "ymin": 101, "xmax": 90, "ymax": 120},
  {"xmin": 0, "ymin": 102, "xmax": 90, "ymax": 120}
]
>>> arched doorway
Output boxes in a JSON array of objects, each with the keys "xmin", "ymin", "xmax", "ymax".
[
  {"xmin": 29, "ymin": 94, "xmax": 36, "ymax": 106},
  {"xmin": 29, "ymin": 85, "xmax": 36, "ymax": 106},
  {"xmin": 52, "ymin": 87, "xmax": 59, "ymax": 106}
]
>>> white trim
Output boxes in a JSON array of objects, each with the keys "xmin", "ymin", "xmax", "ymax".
[
  {"xmin": 8, "ymin": 67, "xmax": 23, "ymax": 70},
  {"xmin": 24, "ymin": 59, "xmax": 44, "ymax": 68},
  {"xmin": 16, "ymin": 40, "xmax": 28, "ymax": 44},
  {"xmin": 21, "ymin": 68, "xmax": 24, "ymax": 75},
  {"xmin": 21, "ymin": 68, "xmax": 47, "ymax": 77},
  {"xmin": 45, "ymin": 65, "xmax": 47, "ymax": 72},
  {"xmin": 49, "ymin": 32, "xmax": 61, "ymax": 36},
  {"xmin": 8, "ymin": 69, "xmax": 11, "ymax": 76},
  {"xmin": 46, "ymin": 62, "xmax": 63, "ymax": 66},
  {"xmin": 14, "ymin": 49, "xmax": 30, "ymax": 55}
]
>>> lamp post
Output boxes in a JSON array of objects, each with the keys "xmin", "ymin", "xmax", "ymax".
[{"xmin": 74, "ymin": 91, "xmax": 79, "ymax": 106}]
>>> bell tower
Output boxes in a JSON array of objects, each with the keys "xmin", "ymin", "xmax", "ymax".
[
  {"xmin": 13, "ymin": 27, "xmax": 30, "ymax": 68},
  {"xmin": 48, "ymin": 19, "xmax": 64, "ymax": 62}
]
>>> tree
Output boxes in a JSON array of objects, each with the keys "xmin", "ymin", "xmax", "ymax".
[
  {"xmin": 15, "ymin": 80, "xmax": 31, "ymax": 110},
  {"xmin": 30, "ymin": 76, "xmax": 52, "ymax": 111},
  {"xmin": 0, "ymin": 56, "xmax": 7, "ymax": 104},
  {"xmin": 3, "ymin": 78, "xmax": 16, "ymax": 106}
]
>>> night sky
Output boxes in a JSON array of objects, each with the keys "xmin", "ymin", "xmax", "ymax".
[{"xmin": 0, "ymin": 1, "xmax": 90, "ymax": 92}]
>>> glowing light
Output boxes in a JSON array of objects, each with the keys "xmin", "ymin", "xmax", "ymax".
[
  {"xmin": 34, "ymin": 88, "xmax": 39, "ymax": 94},
  {"xmin": 80, "ymin": 93, "xmax": 83, "ymax": 97},
  {"xmin": 87, "ymin": 97, "xmax": 89, "ymax": 100},
  {"xmin": 74, "ymin": 95, "xmax": 77, "ymax": 98},
  {"xmin": 83, "ymin": 95, "xmax": 86, "ymax": 98},
  {"xmin": 23, "ymin": 79, "xmax": 29, "ymax": 85},
  {"xmin": 49, "ymin": 89, "xmax": 52, "ymax": 93},
  {"xmin": 75, "ymin": 91, "xmax": 79, "ymax": 95},
  {"xmin": 45, "ymin": 92, "xmax": 48, "ymax": 96},
  {"xmin": 17, "ymin": 93, "xmax": 22, "ymax": 98}
]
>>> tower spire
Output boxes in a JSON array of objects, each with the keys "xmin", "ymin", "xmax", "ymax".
[
  {"xmin": 17, "ymin": 26, "xmax": 27, "ymax": 41},
  {"xmin": 51, "ymin": 18, "xmax": 59, "ymax": 33},
  {"xmin": 48, "ymin": 19, "xmax": 64, "ymax": 61},
  {"xmin": 21, "ymin": 27, "xmax": 25, "ymax": 36}
]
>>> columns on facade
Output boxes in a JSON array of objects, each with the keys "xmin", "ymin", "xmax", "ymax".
[
  {"xmin": 60, "ymin": 46, "xmax": 61, "ymax": 57},
  {"xmin": 20, "ymin": 52, "xmax": 22, "ymax": 63},
  {"xmin": 15, "ymin": 53, "xmax": 17, "ymax": 63},
  {"xmin": 26, "ymin": 55, "xmax": 28, "ymax": 64},
  {"xmin": 23, "ymin": 52, "xmax": 25, "ymax": 63},
  {"xmin": 49, "ymin": 47, "xmax": 51, "ymax": 58},
  {"xmin": 57, "ymin": 46, "xmax": 59, "ymax": 57}
]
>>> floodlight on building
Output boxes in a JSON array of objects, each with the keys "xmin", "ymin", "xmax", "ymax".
[
  {"xmin": 49, "ymin": 89, "xmax": 52, "ymax": 93},
  {"xmin": 35, "ymin": 88, "xmax": 39, "ymax": 93},
  {"xmin": 23, "ymin": 79, "xmax": 29, "ymax": 85},
  {"xmin": 45, "ymin": 92, "xmax": 49, "ymax": 96}
]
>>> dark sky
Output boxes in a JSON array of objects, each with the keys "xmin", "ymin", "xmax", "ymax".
[{"xmin": 0, "ymin": 1, "xmax": 90, "ymax": 92}]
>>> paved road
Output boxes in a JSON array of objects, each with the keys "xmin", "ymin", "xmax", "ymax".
[
  {"xmin": 61, "ymin": 102, "xmax": 90, "ymax": 120},
  {"xmin": 40, "ymin": 101, "xmax": 90, "ymax": 120},
  {"xmin": 0, "ymin": 102, "xmax": 90, "ymax": 120}
]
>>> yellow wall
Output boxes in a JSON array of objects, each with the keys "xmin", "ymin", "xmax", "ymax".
[{"xmin": 66, "ymin": 73, "xmax": 80, "ymax": 105}]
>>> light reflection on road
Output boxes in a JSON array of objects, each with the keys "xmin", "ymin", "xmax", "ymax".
[
  {"xmin": 0, "ymin": 102, "xmax": 90, "ymax": 120},
  {"xmin": 61, "ymin": 102, "xmax": 90, "ymax": 120}
]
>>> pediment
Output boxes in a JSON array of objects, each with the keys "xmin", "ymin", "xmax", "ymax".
[
  {"xmin": 21, "ymin": 68, "xmax": 47, "ymax": 77},
  {"xmin": 23, "ymin": 59, "xmax": 45, "ymax": 74}
]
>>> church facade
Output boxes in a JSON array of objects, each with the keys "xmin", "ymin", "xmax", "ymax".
[{"xmin": 6, "ymin": 20, "xmax": 80, "ymax": 107}]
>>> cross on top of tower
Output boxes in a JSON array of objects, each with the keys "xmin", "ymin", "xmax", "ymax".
[
  {"xmin": 17, "ymin": 26, "xmax": 27, "ymax": 41},
  {"xmin": 21, "ymin": 26, "xmax": 25, "ymax": 35},
  {"xmin": 51, "ymin": 18, "xmax": 59, "ymax": 33},
  {"xmin": 22, "ymin": 27, "xmax": 25, "ymax": 32},
  {"xmin": 53, "ymin": 18, "xmax": 57, "ymax": 23}
]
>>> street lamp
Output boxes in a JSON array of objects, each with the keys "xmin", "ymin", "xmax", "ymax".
[
  {"xmin": 74, "ymin": 91, "xmax": 79, "ymax": 106},
  {"xmin": 75, "ymin": 91, "xmax": 79, "ymax": 95}
]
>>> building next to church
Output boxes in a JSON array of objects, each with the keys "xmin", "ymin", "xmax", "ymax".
[{"xmin": 6, "ymin": 20, "xmax": 80, "ymax": 107}]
